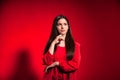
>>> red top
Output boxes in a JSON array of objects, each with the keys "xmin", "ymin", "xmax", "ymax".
[{"xmin": 43, "ymin": 42, "xmax": 81, "ymax": 80}]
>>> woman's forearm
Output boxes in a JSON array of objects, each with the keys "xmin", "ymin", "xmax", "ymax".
[{"xmin": 48, "ymin": 42, "xmax": 55, "ymax": 55}]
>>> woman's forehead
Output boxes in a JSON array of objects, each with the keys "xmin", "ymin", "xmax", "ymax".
[{"xmin": 58, "ymin": 18, "xmax": 67, "ymax": 23}]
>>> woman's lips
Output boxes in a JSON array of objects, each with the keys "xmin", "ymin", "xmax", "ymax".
[{"xmin": 61, "ymin": 30, "xmax": 65, "ymax": 32}]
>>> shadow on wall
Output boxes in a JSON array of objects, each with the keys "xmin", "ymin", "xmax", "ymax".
[{"xmin": 9, "ymin": 49, "xmax": 39, "ymax": 80}]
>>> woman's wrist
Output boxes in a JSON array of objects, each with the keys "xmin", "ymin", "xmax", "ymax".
[
  {"xmin": 48, "ymin": 42, "xmax": 56, "ymax": 55},
  {"xmin": 51, "ymin": 42, "xmax": 55, "ymax": 46},
  {"xmin": 55, "ymin": 61, "xmax": 59, "ymax": 66}
]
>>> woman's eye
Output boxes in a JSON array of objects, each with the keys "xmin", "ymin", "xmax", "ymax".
[
  {"xmin": 64, "ymin": 23, "xmax": 67, "ymax": 26},
  {"xmin": 57, "ymin": 23, "xmax": 61, "ymax": 26}
]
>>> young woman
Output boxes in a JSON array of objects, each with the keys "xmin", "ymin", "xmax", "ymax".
[{"xmin": 43, "ymin": 15, "xmax": 81, "ymax": 80}]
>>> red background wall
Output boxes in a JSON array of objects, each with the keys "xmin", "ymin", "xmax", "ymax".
[{"xmin": 0, "ymin": 0, "xmax": 120, "ymax": 80}]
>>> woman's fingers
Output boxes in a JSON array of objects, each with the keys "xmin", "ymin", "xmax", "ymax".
[
  {"xmin": 53, "ymin": 35, "xmax": 64, "ymax": 44},
  {"xmin": 45, "ymin": 66, "xmax": 48, "ymax": 73},
  {"xmin": 44, "ymin": 65, "xmax": 53, "ymax": 73},
  {"xmin": 55, "ymin": 35, "xmax": 62, "ymax": 43},
  {"xmin": 59, "ymin": 35, "xmax": 64, "ymax": 40},
  {"xmin": 45, "ymin": 62, "xmax": 59, "ymax": 73},
  {"xmin": 45, "ymin": 66, "xmax": 51, "ymax": 73},
  {"xmin": 57, "ymin": 35, "xmax": 64, "ymax": 42}
]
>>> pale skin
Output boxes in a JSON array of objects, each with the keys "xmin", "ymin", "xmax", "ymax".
[{"xmin": 45, "ymin": 18, "xmax": 69, "ymax": 73}]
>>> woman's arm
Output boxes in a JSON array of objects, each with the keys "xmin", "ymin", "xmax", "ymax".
[
  {"xmin": 43, "ymin": 51, "xmax": 55, "ymax": 66},
  {"xmin": 43, "ymin": 35, "xmax": 63, "ymax": 66},
  {"xmin": 58, "ymin": 43, "xmax": 81, "ymax": 72}
]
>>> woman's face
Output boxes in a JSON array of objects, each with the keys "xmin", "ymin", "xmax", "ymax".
[{"xmin": 57, "ymin": 18, "xmax": 69, "ymax": 35}]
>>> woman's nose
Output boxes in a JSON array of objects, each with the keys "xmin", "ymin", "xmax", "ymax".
[{"xmin": 61, "ymin": 25, "xmax": 64, "ymax": 29}]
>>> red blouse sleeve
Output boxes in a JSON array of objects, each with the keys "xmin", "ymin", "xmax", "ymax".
[
  {"xmin": 43, "ymin": 51, "xmax": 55, "ymax": 66},
  {"xmin": 59, "ymin": 42, "xmax": 81, "ymax": 72}
]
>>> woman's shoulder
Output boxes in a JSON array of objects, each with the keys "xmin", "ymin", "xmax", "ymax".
[{"xmin": 75, "ymin": 41, "xmax": 80, "ymax": 47}]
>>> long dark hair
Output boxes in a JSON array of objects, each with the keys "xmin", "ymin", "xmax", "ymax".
[{"xmin": 44, "ymin": 15, "xmax": 75, "ymax": 60}]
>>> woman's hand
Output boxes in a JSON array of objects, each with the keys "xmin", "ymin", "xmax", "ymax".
[
  {"xmin": 45, "ymin": 61, "xmax": 59, "ymax": 73},
  {"xmin": 52, "ymin": 35, "xmax": 64, "ymax": 45},
  {"xmin": 48, "ymin": 35, "xmax": 65, "ymax": 55}
]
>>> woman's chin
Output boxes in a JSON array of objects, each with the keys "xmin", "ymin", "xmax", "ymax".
[
  {"xmin": 60, "ymin": 33, "xmax": 65, "ymax": 35},
  {"xmin": 60, "ymin": 32, "xmax": 66, "ymax": 35}
]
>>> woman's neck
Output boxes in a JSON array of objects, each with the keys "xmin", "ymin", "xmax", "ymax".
[
  {"xmin": 61, "ymin": 34, "xmax": 66, "ymax": 41},
  {"xmin": 58, "ymin": 40, "xmax": 65, "ymax": 47}
]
